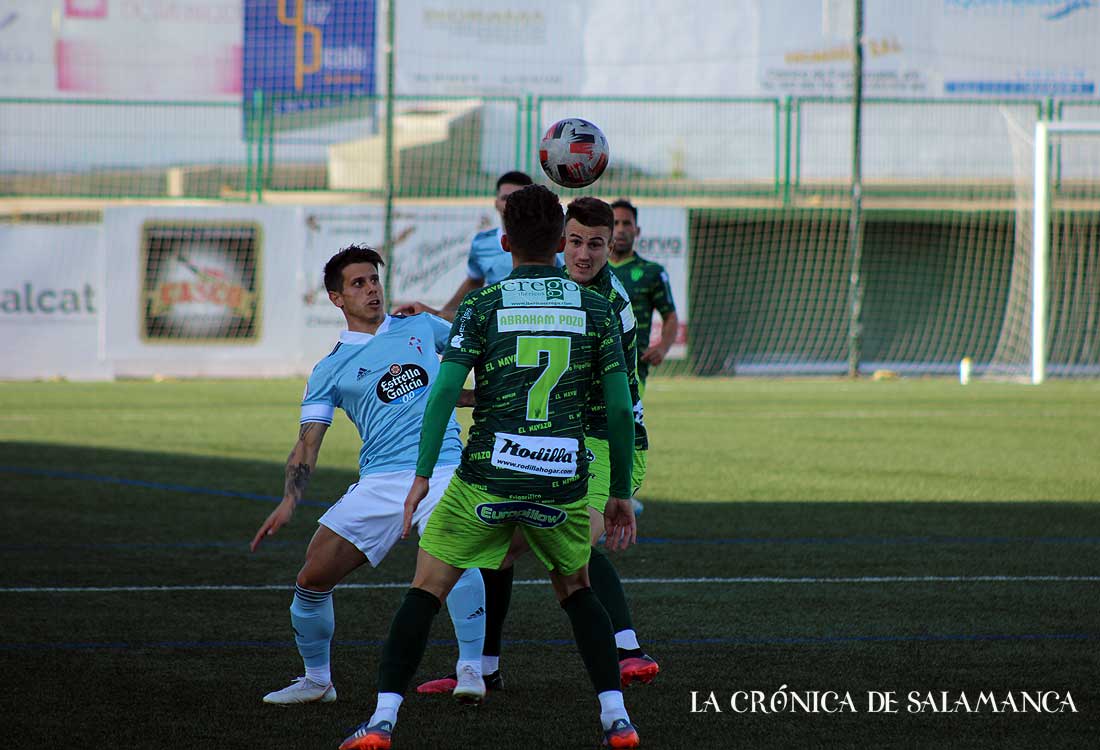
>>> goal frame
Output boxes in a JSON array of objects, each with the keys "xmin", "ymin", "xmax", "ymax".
[{"xmin": 1031, "ymin": 121, "xmax": 1100, "ymax": 384}]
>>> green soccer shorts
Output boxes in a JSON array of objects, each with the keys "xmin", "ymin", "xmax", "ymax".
[
  {"xmin": 420, "ymin": 474, "xmax": 591, "ymax": 575},
  {"xmin": 584, "ymin": 437, "xmax": 611, "ymax": 513},
  {"xmin": 585, "ymin": 438, "xmax": 647, "ymax": 512},
  {"xmin": 632, "ymin": 447, "xmax": 647, "ymax": 497}
]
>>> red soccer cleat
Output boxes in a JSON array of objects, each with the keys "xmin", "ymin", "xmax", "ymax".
[
  {"xmin": 338, "ymin": 721, "xmax": 392, "ymax": 750},
  {"xmin": 416, "ymin": 670, "xmax": 504, "ymax": 695},
  {"xmin": 619, "ymin": 654, "xmax": 659, "ymax": 687},
  {"xmin": 602, "ymin": 719, "xmax": 641, "ymax": 748}
]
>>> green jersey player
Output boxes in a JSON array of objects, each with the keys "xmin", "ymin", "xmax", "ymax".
[
  {"xmin": 608, "ymin": 199, "xmax": 679, "ymax": 393},
  {"xmin": 561, "ymin": 198, "xmax": 658, "ymax": 687},
  {"xmin": 339, "ymin": 185, "xmax": 641, "ymax": 750},
  {"xmin": 415, "ymin": 198, "xmax": 659, "ymax": 699}
]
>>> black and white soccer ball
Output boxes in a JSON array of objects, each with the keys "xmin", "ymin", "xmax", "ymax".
[{"xmin": 538, "ymin": 118, "xmax": 610, "ymax": 189}]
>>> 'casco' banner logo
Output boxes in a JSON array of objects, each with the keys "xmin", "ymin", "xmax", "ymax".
[
  {"xmin": 376, "ymin": 363, "xmax": 430, "ymax": 404},
  {"xmin": 141, "ymin": 222, "xmax": 261, "ymax": 342}
]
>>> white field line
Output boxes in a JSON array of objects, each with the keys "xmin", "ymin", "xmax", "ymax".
[{"xmin": 3, "ymin": 575, "xmax": 1099, "ymax": 594}]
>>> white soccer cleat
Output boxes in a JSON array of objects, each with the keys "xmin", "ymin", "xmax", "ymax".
[
  {"xmin": 452, "ymin": 664, "xmax": 486, "ymax": 705},
  {"xmin": 262, "ymin": 676, "xmax": 337, "ymax": 705}
]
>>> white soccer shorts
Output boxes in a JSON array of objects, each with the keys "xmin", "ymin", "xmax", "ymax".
[{"xmin": 318, "ymin": 463, "xmax": 458, "ymax": 567}]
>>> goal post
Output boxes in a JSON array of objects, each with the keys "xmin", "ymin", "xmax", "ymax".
[{"xmin": 1031, "ymin": 121, "xmax": 1100, "ymax": 385}]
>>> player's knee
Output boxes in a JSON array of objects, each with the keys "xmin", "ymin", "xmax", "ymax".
[
  {"xmin": 295, "ymin": 566, "xmax": 336, "ymax": 592},
  {"xmin": 550, "ymin": 569, "xmax": 591, "ymax": 602}
]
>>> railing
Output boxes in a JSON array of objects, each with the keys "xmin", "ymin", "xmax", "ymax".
[{"xmin": 1, "ymin": 95, "xmax": 1096, "ymax": 202}]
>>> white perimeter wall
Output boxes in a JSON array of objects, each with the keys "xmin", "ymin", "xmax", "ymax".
[{"xmin": 0, "ymin": 203, "xmax": 689, "ymax": 380}]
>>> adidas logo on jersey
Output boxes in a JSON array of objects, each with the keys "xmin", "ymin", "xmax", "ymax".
[{"xmin": 356, "ymin": 368, "xmax": 369, "ymax": 380}]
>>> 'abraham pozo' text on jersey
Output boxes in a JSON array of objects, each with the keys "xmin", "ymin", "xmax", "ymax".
[
  {"xmin": 443, "ymin": 266, "xmax": 626, "ymax": 503},
  {"xmin": 300, "ymin": 315, "xmax": 463, "ymax": 476}
]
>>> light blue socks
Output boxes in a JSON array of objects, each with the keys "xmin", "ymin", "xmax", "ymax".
[
  {"xmin": 290, "ymin": 583, "xmax": 335, "ymax": 684},
  {"xmin": 445, "ymin": 567, "xmax": 486, "ymax": 665}
]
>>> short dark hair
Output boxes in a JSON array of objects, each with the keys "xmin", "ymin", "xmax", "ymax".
[
  {"xmin": 323, "ymin": 244, "xmax": 385, "ymax": 293},
  {"xmin": 502, "ymin": 184, "xmax": 564, "ymax": 261},
  {"xmin": 496, "ymin": 170, "xmax": 533, "ymax": 192},
  {"xmin": 565, "ymin": 196, "xmax": 614, "ymax": 235},
  {"xmin": 610, "ymin": 198, "xmax": 638, "ymax": 222}
]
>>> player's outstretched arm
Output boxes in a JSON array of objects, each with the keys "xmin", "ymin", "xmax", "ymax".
[
  {"xmin": 250, "ymin": 422, "xmax": 328, "ymax": 551},
  {"xmin": 600, "ymin": 370, "xmax": 637, "ymax": 551},
  {"xmin": 391, "ymin": 300, "xmax": 442, "ymax": 317}
]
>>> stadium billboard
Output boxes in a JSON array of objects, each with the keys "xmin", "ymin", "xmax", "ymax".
[
  {"xmin": 242, "ymin": 0, "xmax": 377, "ymax": 122},
  {"xmin": 0, "ymin": 224, "xmax": 110, "ymax": 380}
]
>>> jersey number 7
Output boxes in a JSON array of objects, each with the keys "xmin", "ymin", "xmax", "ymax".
[{"xmin": 516, "ymin": 336, "xmax": 571, "ymax": 422}]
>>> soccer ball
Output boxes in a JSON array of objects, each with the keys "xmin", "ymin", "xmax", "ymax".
[{"xmin": 539, "ymin": 118, "xmax": 609, "ymax": 189}]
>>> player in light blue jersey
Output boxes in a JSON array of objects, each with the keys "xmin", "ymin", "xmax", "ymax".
[
  {"xmin": 250, "ymin": 245, "xmax": 487, "ymax": 706},
  {"xmin": 394, "ymin": 171, "xmax": 560, "ymax": 323},
  {"xmin": 449, "ymin": 171, "xmax": 533, "ymax": 302}
]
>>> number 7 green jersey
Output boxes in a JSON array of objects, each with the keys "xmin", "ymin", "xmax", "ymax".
[{"xmin": 443, "ymin": 265, "xmax": 627, "ymax": 503}]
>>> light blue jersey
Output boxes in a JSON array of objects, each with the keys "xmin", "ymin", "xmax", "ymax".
[
  {"xmin": 466, "ymin": 226, "xmax": 562, "ymax": 286},
  {"xmin": 466, "ymin": 227, "xmax": 512, "ymax": 286},
  {"xmin": 301, "ymin": 314, "xmax": 463, "ymax": 476}
]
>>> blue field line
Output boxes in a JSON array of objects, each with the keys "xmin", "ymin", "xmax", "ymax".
[
  {"xmin": 4, "ymin": 534, "xmax": 1100, "ymax": 553},
  {"xmin": 0, "ymin": 540, "xmax": 299, "ymax": 552},
  {"xmin": 637, "ymin": 535, "xmax": 1100, "ymax": 546},
  {"xmin": 0, "ymin": 632, "xmax": 1095, "ymax": 653},
  {"xmin": 6, "ymin": 465, "xmax": 1100, "ymax": 549},
  {"xmin": 0, "ymin": 466, "xmax": 330, "ymax": 508}
]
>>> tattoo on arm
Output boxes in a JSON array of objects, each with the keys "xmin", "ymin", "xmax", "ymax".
[
  {"xmin": 286, "ymin": 461, "xmax": 312, "ymax": 497},
  {"xmin": 284, "ymin": 422, "xmax": 324, "ymax": 500}
]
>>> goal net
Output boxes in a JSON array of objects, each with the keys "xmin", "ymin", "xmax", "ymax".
[{"xmin": 986, "ymin": 119, "xmax": 1100, "ymax": 382}]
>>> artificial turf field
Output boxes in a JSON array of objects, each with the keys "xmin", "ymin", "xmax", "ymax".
[{"xmin": 2, "ymin": 377, "xmax": 1098, "ymax": 749}]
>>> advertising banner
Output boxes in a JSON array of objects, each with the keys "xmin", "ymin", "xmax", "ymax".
[
  {"xmin": 4, "ymin": 204, "xmax": 689, "ymax": 379},
  {"xmin": 103, "ymin": 205, "xmax": 305, "ymax": 378},
  {"xmin": 632, "ymin": 206, "xmax": 689, "ymax": 360},
  {"xmin": 140, "ymin": 221, "xmax": 262, "ymax": 343},
  {"xmin": 394, "ymin": 0, "xmax": 583, "ymax": 96},
  {"xmin": 758, "ymin": 0, "xmax": 1098, "ymax": 98},
  {"xmin": 939, "ymin": 0, "xmax": 1097, "ymax": 97},
  {"xmin": 0, "ymin": 0, "xmax": 57, "ymax": 98},
  {"xmin": 0, "ymin": 224, "xmax": 110, "ymax": 380},
  {"xmin": 243, "ymin": 0, "xmax": 377, "ymax": 119},
  {"xmin": 55, "ymin": 0, "xmax": 242, "ymax": 99},
  {"xmin": 299, "ymin": 203, "xmax": 494, "ymax": 361}
]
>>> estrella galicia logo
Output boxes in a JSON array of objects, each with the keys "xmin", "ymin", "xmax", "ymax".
[
  {"xmin": 475, "ymin": 501, "xmax": 567, "ymax": 529},
  {"xmin": 375, "ymin": 363, "xmax": 430, "ymax": 404}
]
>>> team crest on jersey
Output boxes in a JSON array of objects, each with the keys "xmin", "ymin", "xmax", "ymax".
[
  {"xmin": 475, "ymin": 501, "xmax": 567, "ymax": 529},
  {"xmin": 631, "ymin": 268, "xmax": 643, "ymax": 282},
  {"xmin": 376, "ymin": 363, "xmax": 430, "ymax": 404}
]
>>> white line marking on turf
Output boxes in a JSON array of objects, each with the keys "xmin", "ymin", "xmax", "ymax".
[{"xmin": 3, "ymin": 575, "xmax": 1099, "ymax": 593}]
